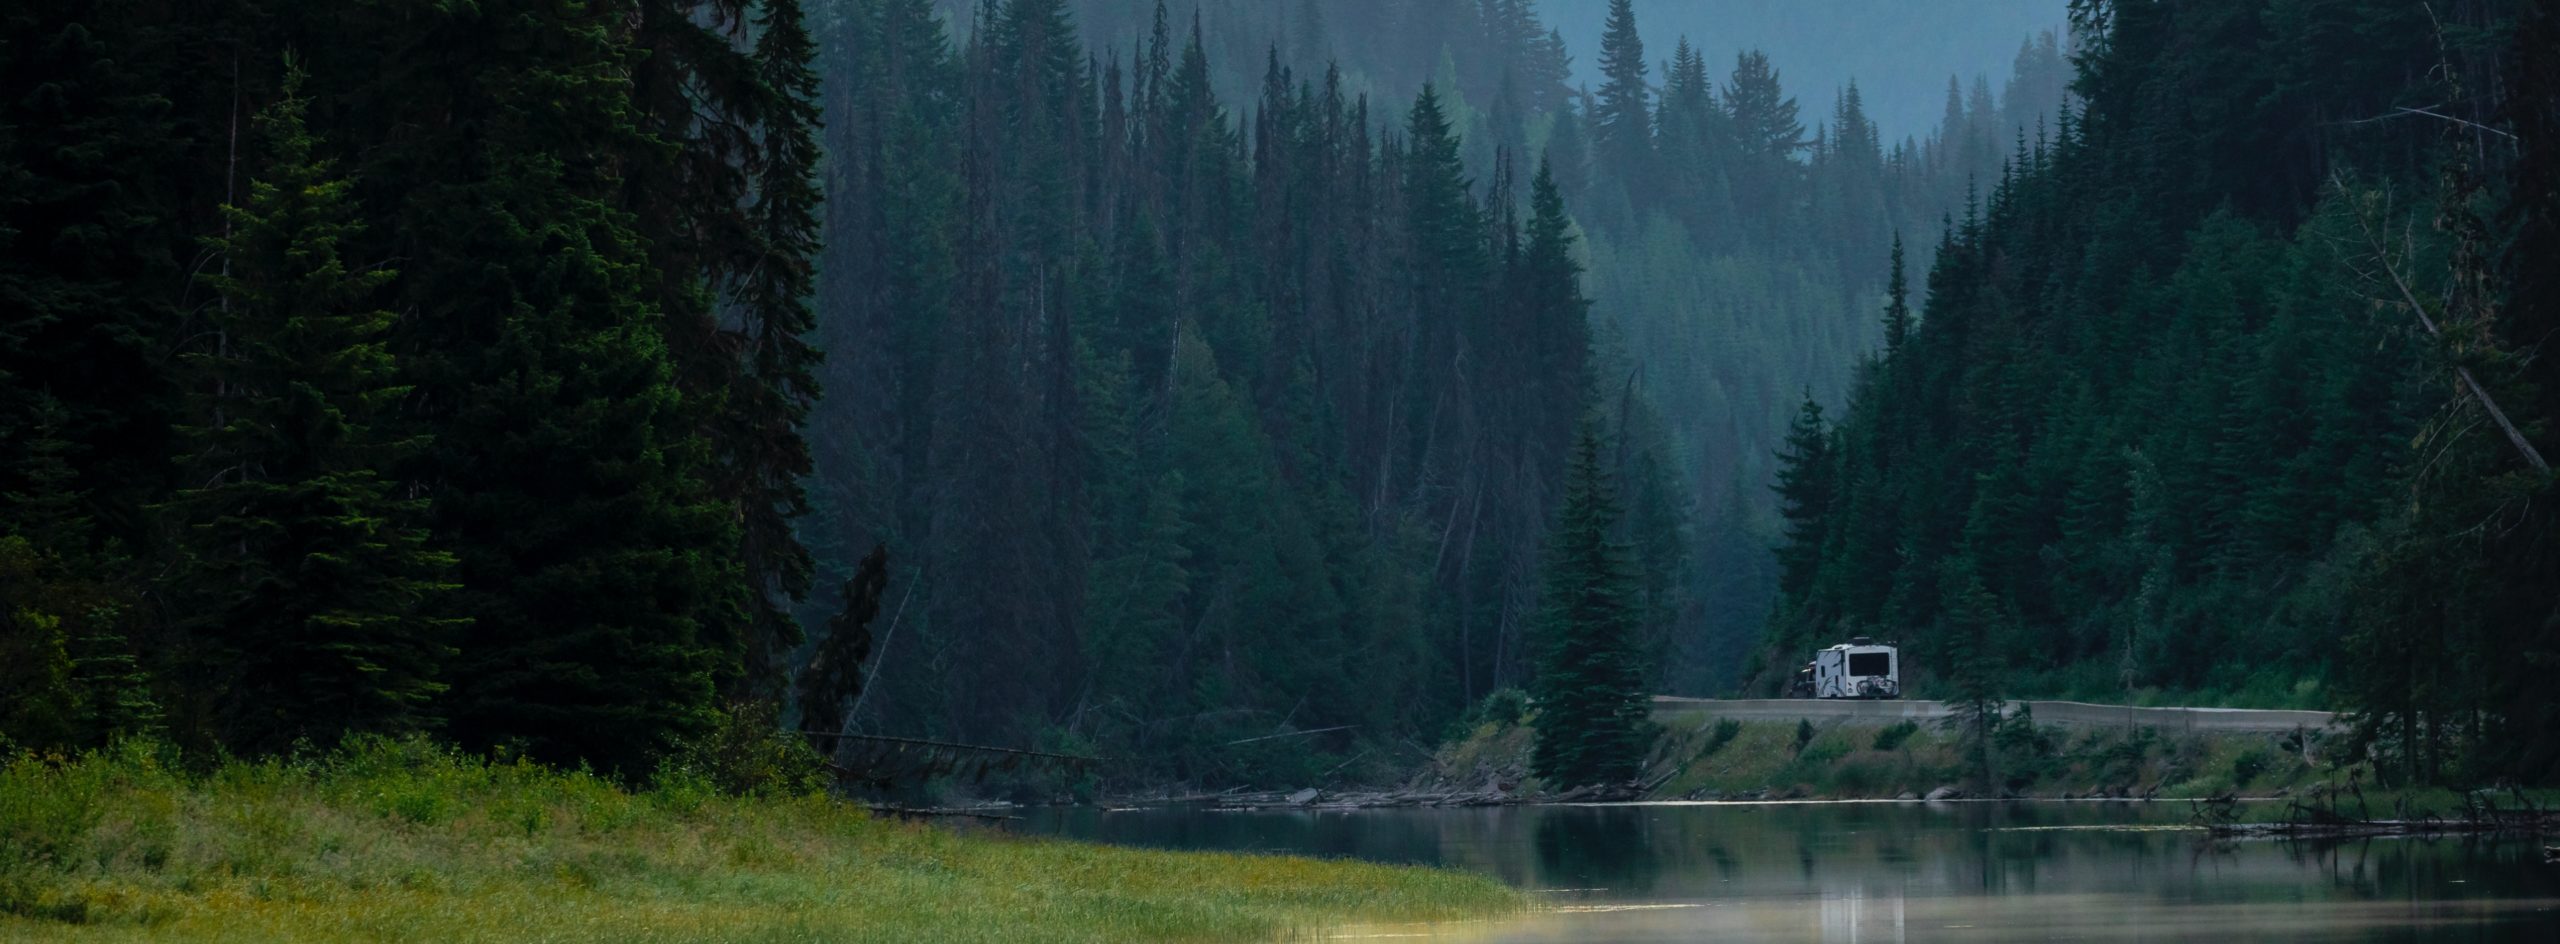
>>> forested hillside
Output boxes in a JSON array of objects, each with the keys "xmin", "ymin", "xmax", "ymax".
[
  {"xmin": 958, "ymin": 2, "xmax": 2082, "ymax": 695},
  {"xmin": 804, "ymin": 0, "xmax": 2085, "ymax": 780},
  {"xmin": 0, "ymin": 0, "xmax": 2083, "ymax": 787},
  {"xmin": 1766, "ymin": 0, "xmax": 2560, "ymax": 783},
  {"xmin": 2, "ymin": 0, "xmax": 824, "ymax": 776},
  {"xmin": 1560, "ymin": 2, "xmax": 2075, "ymax": 688},
  {"xmin": 18, "ymin": 0, "xmax": 2544, "ymax": 794},
  {"xmin": 805, "ymin": 0, "xmax": 1619, "ymax": 781}
]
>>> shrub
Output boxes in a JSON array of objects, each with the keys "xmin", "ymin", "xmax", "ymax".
[
  {"xmin": 1700, "ymin": 719, "xmax": 1742, "ymax": 757},
  {"xmin": 0, "ymin": 751, "xmax": 114, "ymax": 921},
  {"xmin": 662, "ymin": 700, "xmax": 828, "ymax": 799},
  {"xmin": 1795, "ymin": 737, "xmax": 1849, "ymax": 769},
  {"xmin": 2230, "ymin": 750, "xmax": 2271, "ymax": 787},
  {"xmin": 1832, "ymin": 760, "xmax": 1883, "ymax": 796},
  {"xmin": 1873, "ymin": 721, "xmax": 1920, "ymax": 752},
  {"xmin": 1464, "ymin": 688, "xmax": 1532, "ymax": 731},
  {"xmin": 0, "ymin": 756, "xmax": 103, "ymax": 870}
]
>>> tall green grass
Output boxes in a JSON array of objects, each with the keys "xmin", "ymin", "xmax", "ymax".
[{"xmin": 0, "ymin": 739, "xmax": 1520, "ymax": 943}]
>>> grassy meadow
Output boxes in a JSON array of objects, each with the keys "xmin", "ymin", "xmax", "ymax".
[{"xmin": 0, "ymin": 740, "xmax": 1521, "ymax": 943}]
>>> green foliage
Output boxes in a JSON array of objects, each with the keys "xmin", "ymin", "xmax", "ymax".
[
  {"xmin": 167, "ymin": 69, "xmax": 457, "ymax": 754},
  {"xmin": 1758, "ymin": 1, "xmax": 2559, "ymax": 794},
  {"xmin": 1463, "ymin": 689, "xmax": 1533, "ymax": 733},
  {"xmin": 663, "ymin": 701, "xmax": 829, "ymax": 800},
  {"xmin": 0, "ymin": 738, "xmax": 1520, "ymax": 939},
  {"xmin": 1531, "ymin": 429, "xmax": 1655, "ymax": 788},
  {"xmin": 800, "ymin": 0, "xmax": 1621, "ymax": 786},
  {"xmin": 0, "ymin": 539, "xmax": 79, "ymax": 753},
  {"xmin": 2230, "ymin": 750, "xmax": 2272, "ymax": 788},
  {"xmin": 0, "ymin": 2, "xmax": 826, "ymax": 776},
  {"xmin": 1771, "ymin": 398, "xmax": 1835, "ymax": 602},
  {"xmin": 1873, "ymin": 721, "xmax": 1920, "ymax": 752},
  {"xmin": 1700, "ymin": 719, "xmax": 1740, "ymax": 753},
  {"xmin": 1590, "ymin": 0, "xmax": 1651, "ymax": 185}
]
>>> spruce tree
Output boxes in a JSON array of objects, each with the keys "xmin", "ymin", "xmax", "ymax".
[
  {"xmin": 1521, "ymin": 159, "xmax": 1592, "ymax": 459},
  {"xmin": 1591, "ymin": 0, "xmax": 1652, "ymax": 184},
  {"xmin": 1531, "ymin": 427, "xmax": 1652, "ymax": 789},
  {"xmin": 1772, "ymin": 397, "xmax": 1835, "ymax": 600},
  {"xmin": 420, "ymin": 5, "xmax": 745, "ymax": 777},
  {"xmin": 729, "ymin": 0, "xmax": 829, "ymax": 697},
  {"xmin": 170, "ymin": 70, "xmax": 457, "ymax": 752},
  {"xmin": 1881, "ymin": 236, "xmax": 1913, "ymax": 355}
]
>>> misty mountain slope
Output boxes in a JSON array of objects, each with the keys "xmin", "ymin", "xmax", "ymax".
[
  {"xmin": 873, "ymin": 1, "xmax": 2073, "ymax": 704},
  {"xmin": 1541, "ymin": 0, "xmax": 2069, "ymax": 136}
]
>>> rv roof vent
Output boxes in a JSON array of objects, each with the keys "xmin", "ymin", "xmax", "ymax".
[{"xmin": 1850, "ymin": 636, "xmax": 1874, "ymax": 647}]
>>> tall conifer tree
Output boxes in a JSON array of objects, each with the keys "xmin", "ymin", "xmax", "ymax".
[
  {"xmin": 1532, "ymin": 427, "xmax": 1651, "ymax": 789},
  {"xmin": 170, "ymin": 70, "xmax": 457, "ymax": 752},
  {"xmin": 1591, "ymin": 0, "xmax": 1652, "ymax": 185}
]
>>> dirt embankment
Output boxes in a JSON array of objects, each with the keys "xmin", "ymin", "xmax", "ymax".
[
  {"xmin": 1651, "ymin": 697, "xmax": 2338, "ymax": 734},
  {"xmin": 1409, "ymin": 699, "xmax": 2342, "ymax": 805}
]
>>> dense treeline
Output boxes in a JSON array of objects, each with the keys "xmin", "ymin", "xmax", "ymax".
[
  {"xmin": 1, "ymin": 0, "xmax": 823, "ymax": 776},
  {"xmin": 807, "ymin": 0, "xmax": 1624, "ymax": 782},
  {"xmin": 980, "ymin": 2, "xmax": 2083, "ymax": 695},
  {"xmin": 1561, "ymin": 1, "xmax": 2076, "ymax": 688},
  {"xmin": 1766, "ymin": 0, "xmax": 2560, "ymax": 784},
  {"xmin": 1540, "ymin": 0, "xmax": 2071, "ymax": 134},
  {"xmin": 805, "ymin": 0, "xmax": 2078, "ymax": 780},
  {"xmin": 1, "ymin": 0, "xmax": 2079, "ymax": 786}
]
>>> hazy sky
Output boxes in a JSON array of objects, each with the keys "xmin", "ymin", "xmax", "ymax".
[{"xmin": 1541, "ymin": 0, "xmax": 2072, "ymax": 139}]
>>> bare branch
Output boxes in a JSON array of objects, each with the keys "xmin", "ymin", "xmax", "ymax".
[{"xmin": 2332, "ymin": 172, "xmax": 2552, "ymax": 475}]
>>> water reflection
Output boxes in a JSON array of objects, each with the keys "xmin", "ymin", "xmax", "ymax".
[
  {"xmin": 1027, "ymin": 801, "xmax": 2560, "ymax": 942},
  {"xmin": 1532, "ymin": 807, "xmax": 1661, "ymax": 895}
]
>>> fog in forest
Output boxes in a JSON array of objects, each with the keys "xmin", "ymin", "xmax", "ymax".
[{"xmin": 8, "ymin": 0, "xmax": 2555, "ymax": 808}]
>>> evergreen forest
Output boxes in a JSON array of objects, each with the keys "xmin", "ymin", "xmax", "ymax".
[{"xmin": 5, "ymin": 0, "xmax": 2559, "ymax": 794}]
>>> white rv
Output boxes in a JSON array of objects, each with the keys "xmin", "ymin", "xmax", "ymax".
[{"xmin": 1795, "ymin": 637, "xmax": 1900, "ymax": 700}]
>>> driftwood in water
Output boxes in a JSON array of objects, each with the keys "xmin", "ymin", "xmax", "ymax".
[
  {"xmin": 2210, "ymin": 816, "xmax": 2557, "ymax": 839},
  {"xmin": 1200, "ymin": 780, "xmax": 1646, "ymax": 812},
  {"xmin": 863, "ymin": 803, "xmax": 1022, "ymax": 823},
  {"xmin": 2207, "ymin": 782, "xmax": 2558, "ymax": 839}
]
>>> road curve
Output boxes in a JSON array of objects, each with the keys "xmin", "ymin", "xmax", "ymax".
[{"xmin": 1652, "ymin": 696, "xmax": 2338, "ymax": 733}]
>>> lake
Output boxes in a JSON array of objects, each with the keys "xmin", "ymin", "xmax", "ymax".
[{"xmin": 1025, "ymin": 801, "xmax": 2560, "ymax": 942}]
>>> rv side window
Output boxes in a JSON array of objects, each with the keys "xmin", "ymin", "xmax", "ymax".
[{"xmin": 1849, "ymin": 652, "xmax": 1891, "ymax": 676}]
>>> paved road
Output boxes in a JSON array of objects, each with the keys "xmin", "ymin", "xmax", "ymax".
[{"xmin": 1652, "ymin": 696, "xmax": 2338, "ymax": 733}]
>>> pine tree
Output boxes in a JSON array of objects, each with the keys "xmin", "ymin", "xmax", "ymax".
[
  {"xmin": 1531, "ymin": 427, "xmax": 1652, "ymax": 789},
  {"xmin": 727, "ymin": 0, "xmax": 829, "ymax": 698},
  {"xmin": 1724, "ymin": 51, "xmax": 1803, "ymax": 159},
  {"xmin": 5, "ymin": 403, "xmax": 162, "ymax": 748},
  {"xmin": 1772, "ymin": 397, "xmax": 1835, "ymax": 600},
  {"xmin": 1543, "ymin": 95, "xmax": 1592, "ymax": 208},
  {"xmin": 1938, "ymin": 557, "xmax": 2007, "ymax": 791},
  {"xmin": 0, "ymin": 3, "xmax": 185, "ymax": 558},
  {"xmin": 1882, "ymin": 236, "xmax": 1913, "ymax": 355},
  {"xmin": 1521, "ymin": 159, "xmax": 1592, "ymax": 454},
  {"xmin": 1591, "ymin": 0, "xmax": 1652, "ymax": 185},
  {"xmin": 420, "ymin": 5, "xmax": 746, "ymax": 777},
  {"xmin": 169, "ymin": 70, "xmax": 457, "ymax": 752}
]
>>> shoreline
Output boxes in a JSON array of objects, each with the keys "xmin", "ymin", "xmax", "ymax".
[
  {"xmin": 1048, "ymin": 792, "xmax": 2558, "ymax": 844},
  {"xmin": 0, "ymin": 741, "xmax": 1526, "ymax": 943}
]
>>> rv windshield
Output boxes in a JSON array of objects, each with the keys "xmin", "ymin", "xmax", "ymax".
[{"xmin": 1848, "ymin": 652, "xmax": 1891, "ymax": 676}]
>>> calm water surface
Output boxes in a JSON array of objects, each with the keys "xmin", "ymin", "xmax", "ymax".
[{"xmin": 1024, "ymin": 801, "xmax": 2560, "ymax": 942}]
